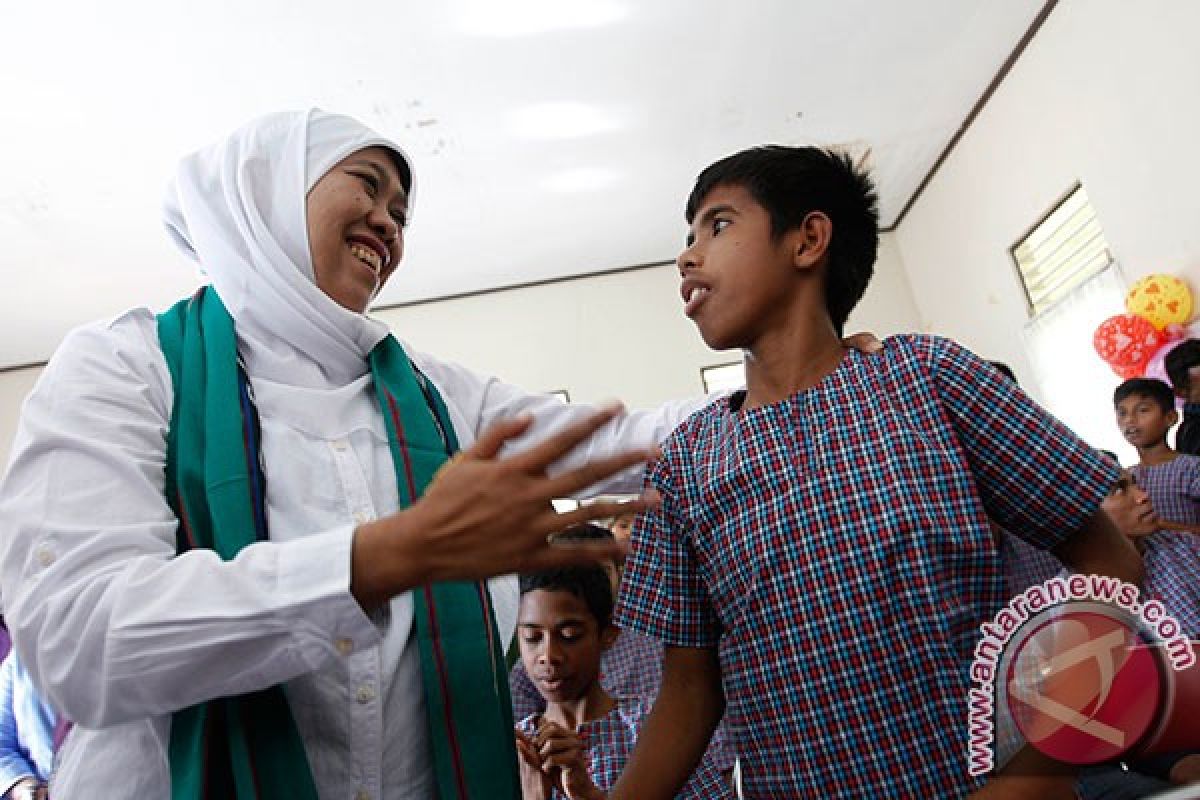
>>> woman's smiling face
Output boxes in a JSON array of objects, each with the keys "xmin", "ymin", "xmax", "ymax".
[{"xmin": 306, "ymin": 146, "xmax": 409, "ymax": 313}]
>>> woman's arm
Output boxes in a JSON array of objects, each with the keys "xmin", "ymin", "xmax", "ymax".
[{"xmin": 0, "ymin": 314, "xmax": 380, "ymax": 727}]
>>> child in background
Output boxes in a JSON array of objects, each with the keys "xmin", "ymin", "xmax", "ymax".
[
  {"xmin": 609, "ymin": 145, "xmax": 1140, "ymax": 798},
  {"xmin": 509, "ymin": 526, "xmax": 659, "ymax": 720},
  {"xmin": 508, "ymin": 525, "xmax": 734, "ymax": 776},
  {"xmin": 1115, "ymin": 378, "xmax": 1200, "ymax": 531},
  {"xmin": 1166, "ymin": 339, "xmax": 1200, "ymax": 456},
  {"xmin": 512, "ymin": 564, "xmax": 733, "ymax": 800}
]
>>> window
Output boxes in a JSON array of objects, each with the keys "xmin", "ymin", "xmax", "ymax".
[
  {"xmin": 1016, "ymin": 186, "xmax": 1133, "ymax": 461},
  {"xmin": 701, "ymin": 361, "xmax": 745, "ymax": 394},
  {"xmin": 1011, "ymin": 185, "xmax": 1113, "ymax": 317}
]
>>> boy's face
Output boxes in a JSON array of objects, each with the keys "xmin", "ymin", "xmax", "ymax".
[
  {"xmin": 517, "ymin": 588, "xmax": 614, "ymax": 705},
  {"xmin": 1101, "ymin": 469, "xmax": 1159, "ymax": 538},
  {"xmin": 676, "ymin": 185, "xmax": 802, "ymax": 351},
  {"xmin": 1115, "ymin": 393, "xmax": 1177, "ymax": 449}
]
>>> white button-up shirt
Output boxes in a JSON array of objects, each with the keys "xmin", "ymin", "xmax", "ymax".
[{"xmin": 0, "ymin": 309, "xmax": 707, "ymax": 799}]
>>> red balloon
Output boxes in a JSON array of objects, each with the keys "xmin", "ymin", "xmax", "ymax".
[{"xmin": 1093, "ymin": 313, "xmax": 1165, "ymax": 372}]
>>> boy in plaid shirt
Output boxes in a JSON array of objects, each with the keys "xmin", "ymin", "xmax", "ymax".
[
  {"xmin": 1116, "ymin": 377, "xmax": 1200, "ymax": 531},
  {"xmin": 607, "ymin": 146, "xmax": 1142, "ymax": 798},
  {"xmin": 512, "ymin": 564, "xmax": 733, "ymax": 799}
]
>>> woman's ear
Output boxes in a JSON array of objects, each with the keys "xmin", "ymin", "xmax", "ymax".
[{"xmin": 791, "ymin": 211, "xmax": 833, "ymax": 271}]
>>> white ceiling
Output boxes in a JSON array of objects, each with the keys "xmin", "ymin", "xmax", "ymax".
[{"xmin": 0, "ymin": 0, "xmax": 1045, "ymax": 369}]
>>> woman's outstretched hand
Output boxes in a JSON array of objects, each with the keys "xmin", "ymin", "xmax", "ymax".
[{"xmin": 351, "ymin": 403, "xmax": 659, "ymax": 610}]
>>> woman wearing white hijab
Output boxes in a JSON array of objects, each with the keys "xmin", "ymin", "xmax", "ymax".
[{"xmin": 0, "ymin": 110, "xmax": 698, "ymax": 799}]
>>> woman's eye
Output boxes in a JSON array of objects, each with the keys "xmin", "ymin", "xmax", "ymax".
[
  {"xmin": 712, "ymin": 218, "xmax": 730, "ymax": 235},
  {"xmin": 355, "ymin": 172, "xmax": 379, "ymax": 196}
]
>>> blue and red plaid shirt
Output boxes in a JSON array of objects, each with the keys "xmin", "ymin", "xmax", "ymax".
[
  {"xmin": 615, "ymin": 335, "xmax": 1116, "ymax": 797},
  {"xmin": 516, "ymin": 698, "xmax": 734, "ymax": 799},
  {"xmin": 1133, "ymin": 455, "xmax": 1200, "ymax": 529}
]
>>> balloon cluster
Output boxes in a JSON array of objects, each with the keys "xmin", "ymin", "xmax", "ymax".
[{"xmin": 1093, "ymin": 274, "xmax": 1194, "ymax": 390}]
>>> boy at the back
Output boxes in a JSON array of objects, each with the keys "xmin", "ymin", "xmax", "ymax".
[
  {"xmin": 608, "ymin": 146, "xmax": 1142, "ymax": 798},
  {"xmin": 1165, "ymin": 339, "xmax": 1200, "ymax": 456},
  {"xmin": 1115, "ymin": 377, "xmax": 1200, "ymax": 531},
  {"xmin": 512, "ymin": 564, "xmax": 733, "ymax": 799}
]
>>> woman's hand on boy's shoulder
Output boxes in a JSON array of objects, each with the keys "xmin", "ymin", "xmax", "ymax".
[{"xmin": 843, "ymin": 331, "xmax": 884, "ymax": 354}]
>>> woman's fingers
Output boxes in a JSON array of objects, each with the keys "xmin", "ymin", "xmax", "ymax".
[
  {"xmin": 843, "ymin": 331, "xmax": 883, "ymax": 353},
  {"xmin": 543, "ymin": 492, "xmax": 660, "ymax": 533},
  {"xmin": 465, "ymin": 413, "xmax": 535, "ymax": 460},
  {"xmin": 539, "ymin": 448, "xmax": 659, "ymax": 499},
  {"xmin": 505, "ymin": 404, "xmax": 625, "ymax": 473}
]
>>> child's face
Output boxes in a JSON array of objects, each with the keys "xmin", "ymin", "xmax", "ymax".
[
  {"xmin": 517, "ymin": 589, "xmax": 613, "ymax": 705},
  {"xmin": 675, "ymin": 185, "xmax": 800, "ymax": 351},
  {"xmin": 1115, "ymin": 394, "xmax": 1177, "ymax": 449},
  {"xmin": 1101, "ymin": 469, "xmax": 1159, "ymax": 538}
]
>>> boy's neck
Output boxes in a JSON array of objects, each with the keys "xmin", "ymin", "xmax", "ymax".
[
  {"xmin": 1137, "ymin": 441, "xmax": 1178, "ymax": 467},
  {"xmin": 543, "ymin": 682, "xmax": 615, "ymax": 730},
  {"xmin": 742, "ymin": 308, "xmax": 846, "ymax": 410}
]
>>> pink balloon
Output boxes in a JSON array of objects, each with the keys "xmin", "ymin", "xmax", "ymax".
[{"xmin": 1143, "ymin": 339, "xmax": 1186, "ymax": 410}]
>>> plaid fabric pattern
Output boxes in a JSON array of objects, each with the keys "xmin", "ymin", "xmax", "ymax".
[
  {"xmin": 1133, "ymin": 455, "xmax": 1200, "ymax": 529},
  {"xmin": 998, "ymin": 529, "xmax": 1063, "ymax": 596},
  {"xmin": 509, "ymin": 628, "xmax": 736, "ymax": 769},
  {"xmin": 1142, "ymin": 531, "xmax": 1200, "ymax": 638},
  {"xmin": 615, "ymin": 335, "xmax": 1116, "ymax": 797},
  {"xmin": 516, "ymin": 699, "xmax": 734, "ymax": 799}
]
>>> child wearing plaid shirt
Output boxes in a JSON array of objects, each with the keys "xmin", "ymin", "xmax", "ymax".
[
  {"xmin": 1115, "ymin": 378, "xmax": 1200, "ymax": 531},
  {"xmin": 512, "ymin": 564, "xmax": 733, "ymax": 800},
  {"xmin": 607, "ymin": 146, "xmax": 1142, "ymax": 799}
]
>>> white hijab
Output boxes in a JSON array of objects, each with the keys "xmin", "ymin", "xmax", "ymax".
[{"xmin": 162, "ymin": 109, "xmax": 415, "ymax": 388}]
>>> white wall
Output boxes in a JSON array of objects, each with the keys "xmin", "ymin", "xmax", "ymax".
[
  {"xmin": 0, "ymin": 234, "xmax": 918, "ymax": 470},
  {"xmin": 892, "ymin": 0, "xmax": 1200, "ymax": 457}
]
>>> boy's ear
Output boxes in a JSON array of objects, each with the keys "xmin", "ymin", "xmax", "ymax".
[
  {"xmin": 1168, "ymin": 408, "xmax": 1180, "ymax": 428},
  {"xmin": 599, "ymin": 624, "xmax": 619, "ymax": 652},
  {"xmin": 790, "ymin": 211, "xmax": 833, "ymax": 272}
]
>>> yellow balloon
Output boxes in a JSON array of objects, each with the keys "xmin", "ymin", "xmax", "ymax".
[{"xmin": 1125, "ymin": 273, "xmax": 1193, "ymax": 330}]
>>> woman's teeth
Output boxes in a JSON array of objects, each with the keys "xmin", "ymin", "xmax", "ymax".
[{"xmin": 349, "ymin": 243, "xmax": 381, "ymax": 272}]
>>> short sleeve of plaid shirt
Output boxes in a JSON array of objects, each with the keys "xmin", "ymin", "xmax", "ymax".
[
  {"xmin": 614, "ymin": 445, "xmax": 720, "ymax": 648},
  {"xmin": 923, "ymin": 336, "xmax": 1117, "ymax": 550}
]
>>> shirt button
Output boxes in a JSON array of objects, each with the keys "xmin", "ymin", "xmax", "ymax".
[
  {"xmin": 332, "ymin": 440, "xmax": 349, "ymax": 453},
  {"xmin": 356, "ymin": 684, "xmax": 376, "ymax": 704},
  {"xmin": 35, "ymin": 548, "xmax": 55, "ymax": 567},
  {"xmin": 335, "ymin": 637, "xmax": 353, "ymax": 656}
]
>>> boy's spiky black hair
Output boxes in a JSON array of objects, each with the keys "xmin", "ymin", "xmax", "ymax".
[
  {"xmin": 519, "ymin": 545, "xmax": 614, "ymax": 631},
  {"xmin": 685, "ymin": 145, "xmax": 880, "ymax": 334},
  {"xmin": 1113, "ymin": 378, "xmax": 1176, "ymax": 413}
]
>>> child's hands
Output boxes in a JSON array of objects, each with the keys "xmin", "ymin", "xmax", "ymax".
[
  {"xmin": 534, "ymin": 718, "xmax": 605, "ymax": 800},
  {"xmin": 515, "ymin": 728, "xmax": 555, "ymax": 800}
]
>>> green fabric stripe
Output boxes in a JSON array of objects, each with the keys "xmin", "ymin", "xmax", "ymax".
[
  {"xmin": 371, "ymin": 338, "xmax": 520, "ymax": 800},
  {"xmin": 159, "ymin": 291, "xmax": 319, "ymax": 800}
]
